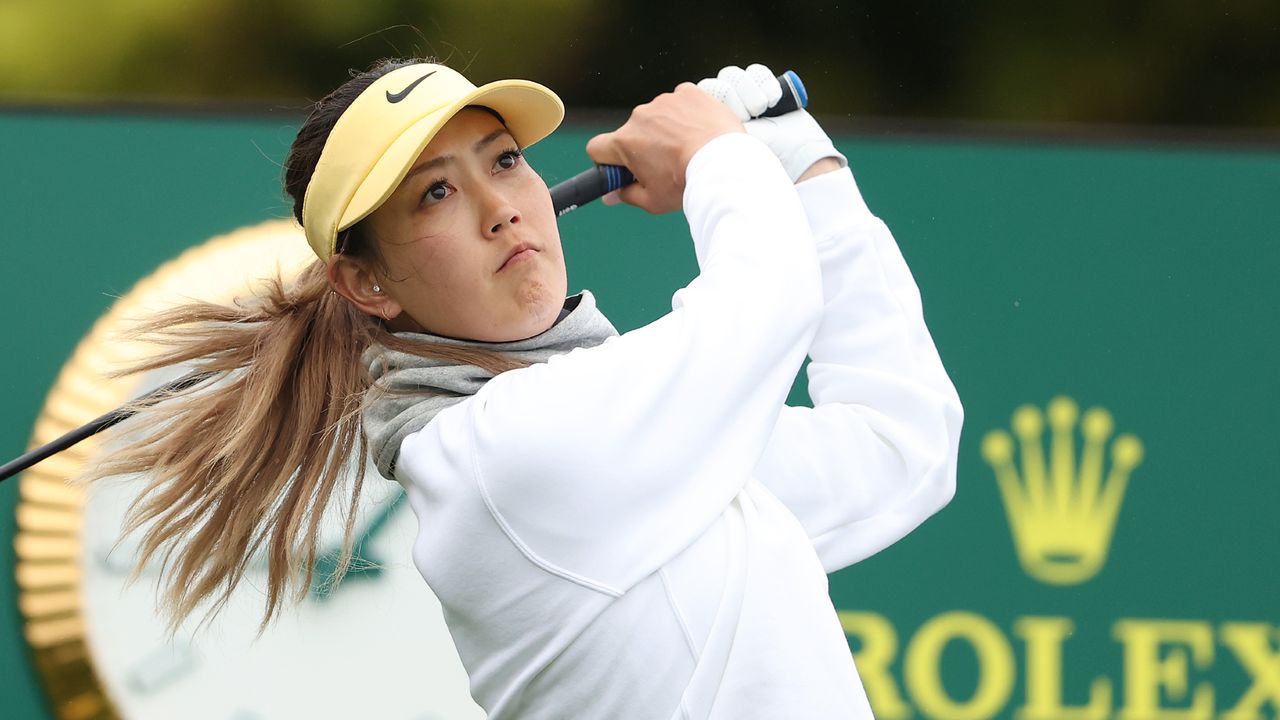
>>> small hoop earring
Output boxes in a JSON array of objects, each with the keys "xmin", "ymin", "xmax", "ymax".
[{"xmin": 380, "ymin": 306, "xmax": 390, "ymax": 322}]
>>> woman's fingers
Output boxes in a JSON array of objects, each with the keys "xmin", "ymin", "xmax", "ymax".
[
  {"xmin": 598, "ymin": 179, "xmax": 663, "ymax": 214},
  {"xmin": 585, "ymin": 130, "xmax": 628, "ymax": 168},
  {"xmin": 587, "ymin": 131, "xmax": 671, "ymax": 212},
  {"xmin": 696, "ymin": 77, "xmax": 751, "ymax": 121},
  {"xmin": 585, "ymin": 84, "xmax": 744, "ymax": 215},
  {"xmin": 616, "ymin": 180, "xmax": 664, "ymax": 214},
  {"xmin": 587, "ymin": 129, "xmax": 671, "ymax": 211},
  {"xmin": 716, "ymin": 66, "xmax": 770, "ymax": 118}
]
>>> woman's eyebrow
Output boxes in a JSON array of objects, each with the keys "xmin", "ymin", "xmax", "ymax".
[
  {"xmin": 473, "ymin": 128, "xmax": 513, "ymax": 152},
  {"xmin": 405, "ymin": 155, "xmax": 452, "ymax": 181},
  {"xmin": 403, "ymin": 129, "xmax": 515, "ymax": 183}
]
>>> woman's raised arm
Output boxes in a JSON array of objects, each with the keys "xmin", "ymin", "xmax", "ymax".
[
  {"xmin": 396, "ymin": 90, "xmax": 824, "ymax": 593},
  {"xmin": 754, "ymin": 166, "xmax": 964, "ymax": 573}
]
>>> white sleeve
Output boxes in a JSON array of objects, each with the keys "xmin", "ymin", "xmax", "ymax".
[
  {"xmin": 464, "ymin": 133, "xmax": 823, "ymax": 593},
  {"xmin": 754, "ymin": 167, "xmax": 964, "ymax": 574}
]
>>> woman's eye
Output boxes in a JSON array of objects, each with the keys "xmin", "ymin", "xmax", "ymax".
[
  {"xmin": 422, "ymin": 180, "xmax": 452, "ymax": 205},
  {"xmin": 496, "ymin": 149, "xmax": 522, "ymax": 171}
]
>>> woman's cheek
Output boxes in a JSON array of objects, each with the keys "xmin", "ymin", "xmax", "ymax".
[{"xmin": 400, "ymin": 230, "xmax": 462, "ymax": 282}]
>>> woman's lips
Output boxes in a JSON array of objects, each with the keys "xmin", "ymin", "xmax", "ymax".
[{"xmin": 499, "ymin": 246, "xmax": 537, "ymax": 272}]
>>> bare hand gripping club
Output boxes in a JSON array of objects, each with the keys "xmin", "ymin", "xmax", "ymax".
[
  {"xmin": 551, "ymin": 70, "xmax": 808, "ymax": 216},
  {"xmin": 0, "ymin": 70, "xmax": 810, "ymax": 483}
]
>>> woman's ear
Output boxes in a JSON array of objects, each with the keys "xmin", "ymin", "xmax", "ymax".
[{"xmin": 327, "ymin": 257, "xmax": 403, "ymax": 321}]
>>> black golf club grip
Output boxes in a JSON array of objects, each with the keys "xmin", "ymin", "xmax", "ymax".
[{"xmin": 550, "ymin": 70, "xmax": 808, "ymax": 216}]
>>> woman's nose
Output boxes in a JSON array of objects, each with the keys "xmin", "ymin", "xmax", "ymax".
[{"xmin": 480, "ymin": 187, "xmax": 521, "ymax": 238}]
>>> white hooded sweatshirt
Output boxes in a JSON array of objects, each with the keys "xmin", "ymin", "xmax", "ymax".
[{"xmin": 370, "ymin": 133, "xmax": 963, "ymax": 719}]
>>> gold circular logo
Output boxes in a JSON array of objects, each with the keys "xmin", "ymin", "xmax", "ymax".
[{"xmin": 15, "ymin": 220, "xmax": 313, "ymax": 719}]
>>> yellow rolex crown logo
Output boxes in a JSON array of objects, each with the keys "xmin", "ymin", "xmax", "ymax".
[{"xmin": 981, "ymin": 396, "xmax": 1144, "ymax": 586}]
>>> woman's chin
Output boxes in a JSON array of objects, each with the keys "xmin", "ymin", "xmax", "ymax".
[{"xmin": 513, "ymin": 280, "xmax": 565, "ymax": 339}]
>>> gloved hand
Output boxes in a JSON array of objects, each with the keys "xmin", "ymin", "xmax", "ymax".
[{"xmin": 696, "ymin": 64, "xmax": 847, "ymax": 183}]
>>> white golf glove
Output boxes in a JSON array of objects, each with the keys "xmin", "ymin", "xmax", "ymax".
[{"xmin": 696, "ymin": 64, "xmax": 847, "ymax": 183}]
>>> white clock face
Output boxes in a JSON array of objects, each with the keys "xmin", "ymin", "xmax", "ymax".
[{"xmin": 77, "ymin": 370, "xmax": 485, "ymax": 720}]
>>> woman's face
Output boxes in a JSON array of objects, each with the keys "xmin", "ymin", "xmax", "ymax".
[{"xmin": 364, "ymin": 108, "xmax": 567, "ymax": 342}]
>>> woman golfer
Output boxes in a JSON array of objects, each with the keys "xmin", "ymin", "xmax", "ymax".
[{"xmin": 96, "ymin": 58, "xmax": 962, "ymax": 718}]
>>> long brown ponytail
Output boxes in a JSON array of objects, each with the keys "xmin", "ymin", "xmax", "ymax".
[{"xmin": 84, "ymin": 58, "xmax": 524, "ymax": 632}]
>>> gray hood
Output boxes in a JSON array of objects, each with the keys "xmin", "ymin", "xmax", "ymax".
[{"xmin": 363, "ymin": 291, "xmax": 618, "ymax": 479}]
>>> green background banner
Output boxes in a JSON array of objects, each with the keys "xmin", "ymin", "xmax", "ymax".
[{"xmin": 2, "ymin": 110, "xmax": 1277, "ymax": 719}]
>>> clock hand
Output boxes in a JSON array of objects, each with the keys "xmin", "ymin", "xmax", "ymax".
[
  {"xmin": 96, "ymin": 489, "xmax": 406, "ymax": 595},
  {"xmin": 309, "ymin": 485, "xmax": 406, "ymax": 601},
  {"xmin": 125, "ymin": 638, "xmax": 198, "ymax": 695},
  {"xmin": 97, "ymin": 541, "xmax": 272, "ymax": 578}
]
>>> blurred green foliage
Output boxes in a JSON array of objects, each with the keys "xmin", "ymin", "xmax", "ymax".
[{"xmin": 1, "ymin": 0, "xmax": 1277, "ymax": 129}]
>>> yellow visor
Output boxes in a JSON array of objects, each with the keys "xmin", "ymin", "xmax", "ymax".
[{"xmin": 302, "ymin": 63, "xmax": 564, "ymax": 261}]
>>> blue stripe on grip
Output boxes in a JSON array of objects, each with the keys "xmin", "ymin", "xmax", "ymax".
[{"xmin": 783, "ymin": 70, "xmax": 808, "ymax": 110}]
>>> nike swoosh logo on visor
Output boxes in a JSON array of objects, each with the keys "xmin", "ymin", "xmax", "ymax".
[{"xmin": 386, "ymin": 71, "xmax": 438, "ymax": 103}]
